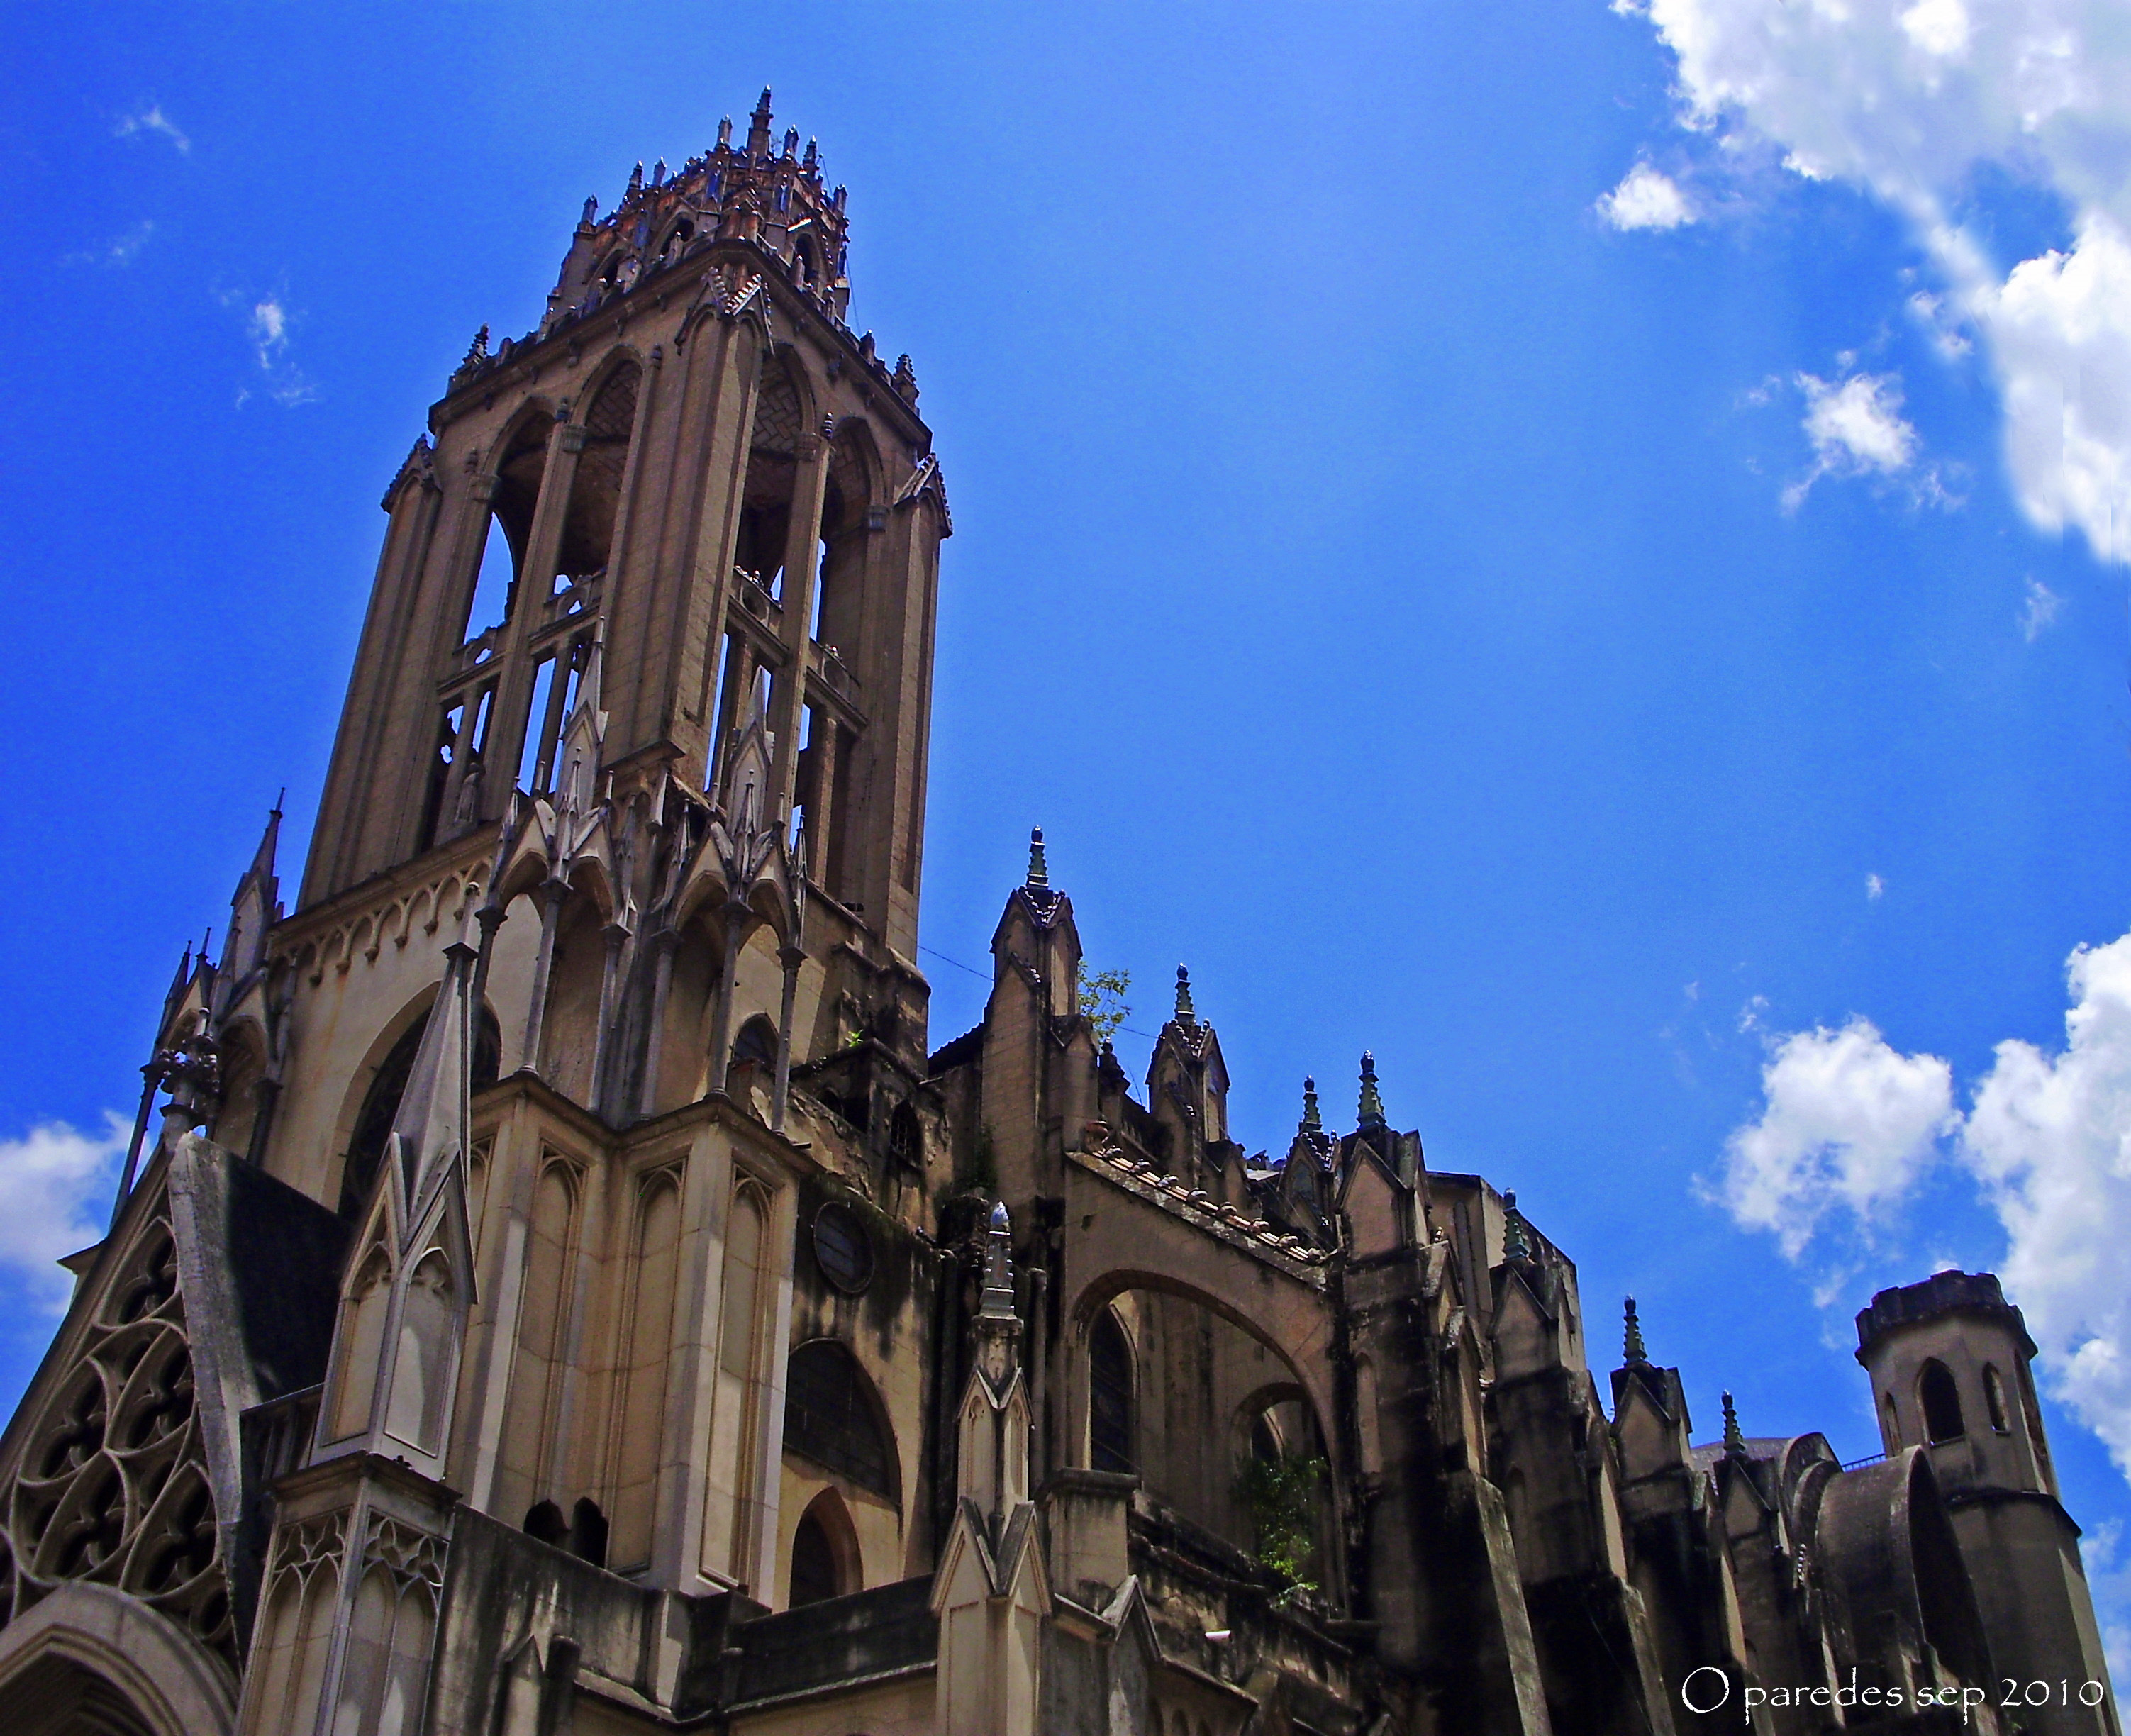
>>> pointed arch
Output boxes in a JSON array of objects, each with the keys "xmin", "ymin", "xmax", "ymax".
[
  {"xmin": 1919, "ymin": 1359, "xmax": 1964, "ymax": 1444},
  {"xmin": 787, "ymin": 1487, "xmax": 861, "ymax": 1608},
  {"xmin": 333, "ymin": 991, "xmax": 501, "ymax": 1223},
  {"xmin": 732, "ymin": 350, "xmax": 812, "ymax": 599},
  {"xmin": 608, "ymin": 1167, "xmax": 682, "ymax": 1573},
  {"xmin": 784, "ymin": 1339, "xmax": 898, "ymax": 1505},
  {"xmin": 555, "ymin": 353, "xmax": 644, "ymax": 584},
  {"xmin": 0, "ymin": 1581, "xmax": 236, "ymax": 1736},
  {"xmin": 1089, "ymin": 1306, "xmax": 1135, "ymax": 1476}
]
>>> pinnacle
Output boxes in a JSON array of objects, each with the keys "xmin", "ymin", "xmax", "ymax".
[
  {"xmin": 1623, "ymin": 1296, "xmax": 1648, "ymax": 1366},
  {"xmin": 1357, "ymin": 1050, "xmax": 1386, "ymax": 1130}
]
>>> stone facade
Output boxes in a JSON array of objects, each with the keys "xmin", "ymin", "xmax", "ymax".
[{"xmin": 0, "ymin": 93, "xmax": 2119, "ymax": 1736}]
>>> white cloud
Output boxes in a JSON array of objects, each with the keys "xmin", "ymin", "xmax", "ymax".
[
  {"xmin": 1867, "ymin": 872, "xmax": 1886, "ymax": 899},
  {"xmin": 1626, "ymin": 0, "xmax": 2131, "ymax": 562},
  {"xmin": 2020, "ymin": 574, "xmax": 2062, "ymax": 639},
  {"xmin": 1599, "ymin": 163, "xmax": 1696, "ymax": 230},
  {"xmin": 1964, "ymin": 931, "xmax": 2131, "ymax": 1476},
  {"xmin": 1784, "ymin": 370, "xmax": 1928, "ymax": 508},
  {"xmin": 60, "ymin": 221, "xmax": 153, "ymax": 269},
  {"xmin": 1706, "ymin": 1018, "xmax": 1956, "ymax": 1258},
  {"xmin": 1715, "ymin": 926, "xmax": 2131, "ymax": 1515},
  {"xmin": 218, "ymin": 287, "xmax": 318, "ymax": 408},
  {"xmin": 113, "ymin": 105, "xmax": 189, "ymax": 154},
  {"xmin": 0, "ymin": 1116, "xmax": 129, "ymax": 1312}
]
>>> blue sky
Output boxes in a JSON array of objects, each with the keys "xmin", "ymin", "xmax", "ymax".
[{"xmin": 3, "ymin": 0, "xmax": 2128, "ymax": 1668}]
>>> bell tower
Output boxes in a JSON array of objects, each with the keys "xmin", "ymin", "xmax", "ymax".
[
  {"xmin": 304, "ymin": 87, "xmax": 946, "ymax": 974},
  {"xmin": 1858, "ymin": 1271, "xmax": 2118, "ymax": 1735}
]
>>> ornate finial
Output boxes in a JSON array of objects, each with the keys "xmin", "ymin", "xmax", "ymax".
[
  {"xmin": 651, "ymin": 157, "xmax": 668, "ymax": 186},
  {"xmin": 1174, "ymin": 965, "xmax": 1196, "ymax": 1029},
  {"xmin": 460, "ymin": 324, "xmax": 490, "ymax": 368},
  {"xmin": 1357, "ymin": 1051, "xmax": 1386, "ymax": 1130},
  {"xmin": 581, "ymin": 194, "xmax": 599, "ymax": 226},
  {"xmin": 1722, "ymin": 1390, "xmax": 1745, "ymax": 1454},
  {"xmin": 979, "ymin": 1200, "xmax": 1018, "ymax": 1327},
  {"xmin": 625, "ymin": 161, "xmax": 645, "ymax": 198},
  {"xmin": 1300, "ymin": 1076, "xmax": 1322, "ymax": 1135},
  {"xmin": 803, "ymin": 136, "xmax": 820, "ymax": 172},
  {"xmin": 717, "ymin": 116, "xmax": 733, "ymax": 149},
  {"xmin": 1501, "ymin": 1189, "xmax": 1532, "ymax": 1262},
  {"xmin": 754, "ymin": 87, "xmax": 774, "ymax": 118},
  {"xmin": 1623, "ymin": 1296, "xmax": 1648, "ymax": 1366},
  {"xmin": 1025, "ymin": 826, "xmax": 1049, "ymax": 889},
  {"xmin": 891, "ymin": 353, "xmax": 919, "ymax": 404},
  {"xmin": 781, "ymin": 126, "xmax": 799, "ymax": 160}
]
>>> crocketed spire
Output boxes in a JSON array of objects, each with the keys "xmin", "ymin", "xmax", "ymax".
[
  {"xmin": 1357, "ymin": 1051, "xmax": 1386, "ymax": 1130},
  {"xmin": 1501, "ymin": 1189, "xmax": 1532, "ymax": 1262},
  {"xmin": 1025, "ymin": 826, "xmax": 1048, "ymax": 890},
  {"xmin": 1299, "ymin": 1076, "xmax": 1322, "ymax": 1135},
  {"xmin": 1623, "ymin": 1296, "xmax": 1648, "ymax": 1367},
  {"xmin": 1174, "ymin": 964, "xmax": 1196, "ymax": 1029},
  {"xmin": 1722, "ymin": 1390, "xmax": 1746, "ymax": 1455}
]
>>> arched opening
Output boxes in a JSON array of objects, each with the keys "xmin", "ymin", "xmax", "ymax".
[
  {"xmin": 1089, "ymin": 1308, "xmax": 1134, "ymax": 1475},
  {"xmin": 730, "ymin": 1013, "xmax": 779, "ymax": 1076},
  {"xmin": 1983, "ymin": 1364, "xmax": 2010, "ymax": 1433},
  {"xmin": 523, "ymin": 1500, "xmax": 567, "ymax": 1548},
  {"xmin": 554, "ymin": 361, "xmax": 640, "ymax": 590},
  {"xmin": 569, "ymin": 1497, "xmax": 608, "ymax": 1569},
  {"xmin": 209, "ymin": 1023, "xmax": 268, "ymax": 1162},
  {"xmin": 465, "ymin": 418, "xmax": 549, "ymax": 645},
  {"xmin": 1235, "ymin": 1387, "xmax": 1330, "ymax": 1593},
  {"xmin": 733, "ymin": 357, "xmax": 803, "ymax": 599},
  {"xmin": 1919, "ymin": 1359, "xmax": 1964, "ymax": 1444},
  {"xmin": 787, "ymin": 1489, "xmax": 860, "ymax": 1608},
  {"xmin": 783, "ymin": 1340, "xmax": 898, "ymax": 1503},
  {"xmin": 1881, "ymin": 1389, "xmax": 1901, "ymax": 1448},
  {"xmin": 337, "ymin": 1004, "xmax": 501, "ymax": 1222}
]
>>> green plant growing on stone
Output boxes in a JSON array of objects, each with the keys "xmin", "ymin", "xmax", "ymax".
[
  {"xmin": 1078, "ymin": 964, "xmax": 1132, "ymax": 1048},
  {"xmin": 1236, "ymin": 1449, "xmax": 1325, "ymax": 1605}
]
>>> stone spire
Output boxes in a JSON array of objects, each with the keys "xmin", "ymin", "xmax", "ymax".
[
  {"xmin": 1623, "ymin": 1296, "xmax": 1648, "ymax": 1366},
  {"xmin": 747, "ymin": 88, "xmax": 774, "ymax": 159},
  {"xmin": 1299, "ymin": 1076, "xmax": 1322, "ymax": 1135},
  {"xmin": 1025, "ymin": 825, "xmax": 1048, "ymax": 889},
  {"xmin": 1501, "ymin": 1189, "xmax": 1532, "ymax": 1262},
  {"xmin": 1174, "ymin": 965, "xmax": 1196, "ymax": 1030},
  {"xmin": 1357, "ymin": 1050, "xmax": 1386, "ymax": 1130},
  {"xmin": 1722, "ymin": 1390, "xmax": 1745, "ymax": 1455}
]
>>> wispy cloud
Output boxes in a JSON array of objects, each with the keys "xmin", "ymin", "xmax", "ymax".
[
  {"xmin": 113, "ymin": 104, "xmax": 189, "ymax": 155},
  {"xmin": 1780, "ymin": 370, "xmax": 1957, "ymax": 512},
  {"xmin": 61, "ymin": 220, "xmax": 154, "ymax": 269},
  {"xmin": 0, "ymin": 1115, "xmax": 129, "ymax": 1312},
  {"xmin": 1598, "ymin": 163, "xmax": 1695, "ymax": 231},
  {"xmin": 1866, "ymin": 872, "xmax": 1885, "ymax": 901},
  {"xmin": 2020, "ymin": 576, "xmax": 2062, "ymax": 642},
  {"xmin": 218, "ymin": 286, "xmax": 318, "ymax": 408}
]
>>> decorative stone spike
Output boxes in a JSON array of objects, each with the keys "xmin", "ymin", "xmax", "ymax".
[
  {"xmin": 581, "ymin": 194, "xmax": 599, "ymax": 226},
  {"xmin": 717, "ymin": 116, "xmax": 733, "ymax": 149},
  {"xmin": 1501, "ymin": 1189, "xmax": 1532, "ymax": 1262},
  {"xmin": 1174, "ymin": 965, "xmax": 1196, "ymax": 1029},
  {"xmin": 1300, "ymin": 1076, "xmax": 1322, "ymax": 1135},
  {"xmin": 1623, "ymin": 1296, "xmax": 1648, "ymax": 1366},
  {"xmin": 1723, "ymin": 1390, "xmax": 1745, "ymax": 1455},
  {"xmin": 782, "ymin": 126, "xmax": 799, "ymax": 160},
  {"xmin": 461, "ymin": 324, "xmax": 490, "ymax": 367},
  {"xmin": 1025, "ymin": 826, "xmax": 1048, "ymax": 889},
  {"xmin": 1357, "ymin": 1050, "xmax": 1386, "ymax": 1130},
  {"xmin": 626, "ymin": 161, "xmax": 645, "ymax": 198},
  {"xmin": 979, "ymin": 1201, "xmax": 1016, "ymax": 1325},
  {"xmin": 652, "ymin": 157, "xmax": 667, "ymax": 186},
  {"xmin": 803, "ymin": 136, "xmax": 820, "ymax": 172}
]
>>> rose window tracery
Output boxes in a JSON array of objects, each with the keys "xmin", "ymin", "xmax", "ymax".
[{"xmin": 0, "ymin": 1199, "xmax": 235, "ymax": 1663}]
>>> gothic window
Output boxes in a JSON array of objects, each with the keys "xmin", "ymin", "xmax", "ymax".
[
  {"xmin": 523, "ymin": 1501, "xmax": 566, "ymax": 1548},
  {"xmin": 1882, "ymin": 1390, "xmax": 1900, "ymax": 1446},
  {"xmin": 516, "ymin": 627, "xmax": 595, "ymax": 799},
  {"xmin": 1920, "ymin": 1359, "xmax": 1964, "ymax": 1443},
  {"xmin": 734, "ymin": 360, "xmax": 802, "ymax": 596},
  {"xmin": 1089, "ymin": 1308, "xmax": 1135, "ymax": 1474},
  {"xmin": 555, "ymin": 361, "xmax": 641, "ymax": 584},
  {"xmin": 569, "ymin": 1498, "xmax": 608, "ymax": 1569},
  {"xmin": 1983, "ymin": 1364, "xmax": 2010, "ymax": 1434},
  {"xmin": 469, "ymin": 419, "xmax": 550, "ymax": 640},
  {"xmin": 783, "ymin": 1340, "xmax": 896, "ymax": 1500},
  {"xmin": 1, "ymin": 1199, "xmax": 235, "ymax": 1664},
  {"xmin": 463, "ymin": 513, "xmax": 516, "ymax": 650},
  {"xmin": 338, "ymin": 1006, "xmax": 501, "ymax": 1223},
  {"xmin": 730, "ymin": 1014, "xmax": 779, "ymax": 1076},
  {"xmin": 811, "ymin": 1201, "xmax": 874, "ymax": 1295}
]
